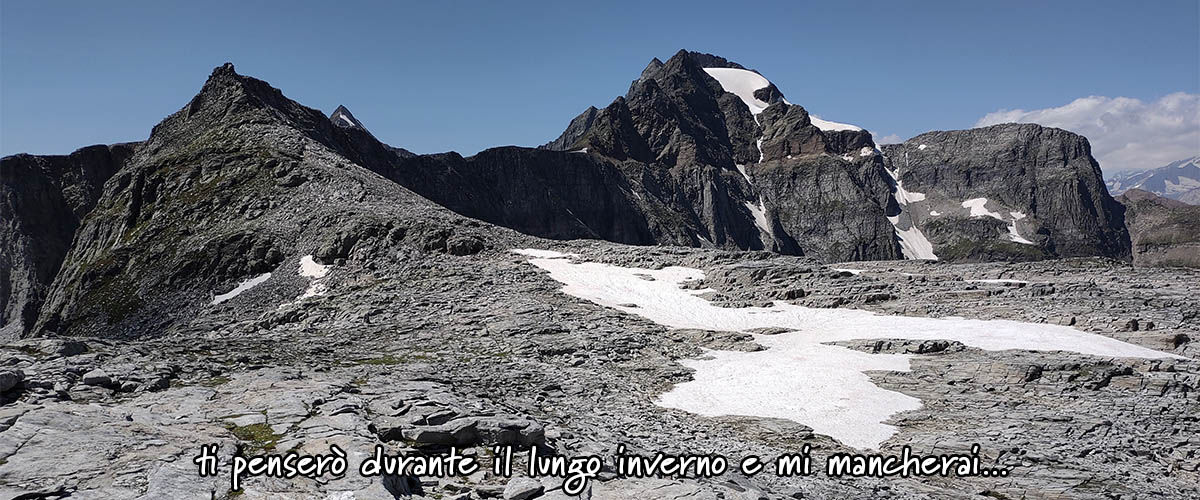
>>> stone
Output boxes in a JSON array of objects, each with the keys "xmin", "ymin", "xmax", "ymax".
[
  {"xmin": 503, "ymin": 477, "xmax": 544, "ymax": 500},
  {"xmin": 81, "ymin": 369, "xmax": 111, "ymax": 387}
]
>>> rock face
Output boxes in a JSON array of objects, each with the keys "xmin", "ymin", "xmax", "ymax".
[
  {"xmin": 534, "ymin": 49, "xmax": 901, "ymax": 261},
  {"xmin": 1, "ymin": 143, "xmax": 138, "ymax": 338},
  {"xmin": 882, "ymin": 124, "xmax": 1131, "ymax": 261},
  {"xmin": 1118, "ymin": 189, "xmax": 1200, "ymax": 268}
]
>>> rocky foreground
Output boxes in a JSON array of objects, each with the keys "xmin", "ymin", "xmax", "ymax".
[{"xmin": 1, "ymin": 244, "xmax": 1196, "ymax": 499}]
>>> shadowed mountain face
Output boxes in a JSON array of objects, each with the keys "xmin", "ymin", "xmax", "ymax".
[
  {"xmin": 0, "ymin": 53, "xmax": 1145, "ymax": 337},
  {"xmin": 1118, "ymin": 189, "xmax": 1200, "ymax": 268},
  {"xmin": 1, "ymin": 143, "xmax": 138, "ymax": 337}
]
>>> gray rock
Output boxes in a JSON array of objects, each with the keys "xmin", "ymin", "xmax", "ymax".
[
  {"xmin": 0, "ymin": 369, "xmax": 23, "ymax": 392},
  {"xmin": 81, "ymin": 369, "xmax": 111, "ymax": 387},
  {"xmin": 503, "ymin": 477, "xmax": 544, "ymax": 500}
]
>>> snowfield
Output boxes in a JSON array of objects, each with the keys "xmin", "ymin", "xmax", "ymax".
[{"xmin": 518, "ymin": 251, "xmax": 1180, "ymax": 449}]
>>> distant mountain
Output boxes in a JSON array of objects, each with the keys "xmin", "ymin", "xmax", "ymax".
[{"xmin": 1107, "ymin": 156, "xmax": 1200, "ymax": 204}]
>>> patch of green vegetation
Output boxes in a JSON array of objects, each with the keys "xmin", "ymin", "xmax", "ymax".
[
  {"xmin": 980, "ymin": 490, "xmax": 1012, "ymax": 500},
  {"xmin": 85, "ymin": 272, "xmax": 144, "ymax": 323},
  {"xmin": 225, "ymin": 422, "xmax": 282, "ymax": 456},
  {"xmin": 198, "ymin": 375, "xmax": 232, "ymax": 387},
  {"xmin": 935, "ymin": 239, "xmax": 1048, "ymax": 262},
  {"xmin": 355, "ymin": 353, "xmax": 431, "ymax": 365},
  {"xmin": 13, "ymin": 345, "xmax": 44, "ymax": 359}
]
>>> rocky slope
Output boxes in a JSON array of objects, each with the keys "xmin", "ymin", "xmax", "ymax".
[
  {"xmin": 1, "ymin": 143, "xmax": 138, "ymax": 338},
  {"xmin": 1118, "ymin": 188, "xmax": 1200, "ymax": 267},
  {"xmin": 881, "ymin": 124, "xmax": 1132, "ymax": 262},
  {"xmin": 1, "ymin": 245, "xmax": 1196, "ymax": 499},
  {"xmin": 27, "ymin": 64, "xmax": 497, "ymax": 339},
  {"xmin": 1108, "ymin": 156, "xmax": 1200, "ymax": 204}
]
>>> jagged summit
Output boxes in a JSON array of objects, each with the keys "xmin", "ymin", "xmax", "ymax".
[{"xmin": 330, "ymin": 105, "xmax": 366, "ymax": 130}]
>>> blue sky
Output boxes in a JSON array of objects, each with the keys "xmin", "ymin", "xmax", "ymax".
[{"xmin": 2, "ymin": 1, "xmax": 1197, "ymax": 172}]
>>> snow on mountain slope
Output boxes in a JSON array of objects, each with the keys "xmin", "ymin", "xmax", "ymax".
[
  {"xmin": 702, "ymin": 67, "xmax": 774, "ymax": 115},
  {"xmin": 702, "ymin": 67, "xmax": 862, "ymax": 132}
]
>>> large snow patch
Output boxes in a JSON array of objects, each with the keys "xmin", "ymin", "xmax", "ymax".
[{"xmin": 518, "ymin": 251, "xmax": 1180, "ymax": 449}]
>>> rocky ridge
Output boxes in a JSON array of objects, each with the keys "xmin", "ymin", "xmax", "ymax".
[{"xmin": 1118, "ymin": 188, "xmax": 1200, "ymax": 268}]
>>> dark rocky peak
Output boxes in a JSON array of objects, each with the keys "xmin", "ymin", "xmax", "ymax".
[
  {"xmin": 636, "ymin": 57, "xmax": 664, "ymax": 84},
  {"xmin": 330, "ymin": 105, "xmax": 366, "ymax": 130},
  {"xmin": 147, "ymin": 62, "xmax": 335, "ymax": 154},
  {"xmin": 676, "ymin": 50, "xmax": 746, "ymax": 70},
  {"xmin": 569, "ymin": 97, "xmax": 652, "ymax": 162},
  {"xmin": 541, "ymin": 106, "xmax": 599, "ymax": 151},
  {"xmin": 757, "ymin": 103, "xmax": 826, "ymax": 161}
]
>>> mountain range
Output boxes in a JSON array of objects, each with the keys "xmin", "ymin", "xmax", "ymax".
[
  {"xmin": 0, "ymin": 50, "xmax": 1188, "ymax": 339},
  {"xmin": 1107, "ymin": 156, "xmax": 1200, "ymax": 204}
]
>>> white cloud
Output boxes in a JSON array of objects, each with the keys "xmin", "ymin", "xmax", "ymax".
[
  {"xmin": 975, "ymin": 92, "xmax": 1200, "ymax": 173},
  {"xmin": 872, "ymin": 133, "xmax": 902, "ymax": 145}
]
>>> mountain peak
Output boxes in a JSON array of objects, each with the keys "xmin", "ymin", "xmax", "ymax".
[{"xmin": 330, "ymin": 105, "xmax": 365, "ymax": 130}]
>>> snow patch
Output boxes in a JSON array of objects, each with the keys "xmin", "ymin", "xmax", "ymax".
[
  {"xmin": 735, "ymin": 164, "xmax": 753, "ymax": 186},
  {"xmin": 859, "ymin": 147, "xmax": 874, "ymax": 157},
  {"xmin": 883, "ymin": 168, "xmax": 935, "ymax": 259},
  {"xmin": 212, "ymin": 273, "xmax": 271, "ymax": 305},
  {"xmin": 512, "ymin": 249, "xmax": 577, "ymax": 259},
  {"xmin": 744, "ymin": 199, "xmax": 774, "ymax": 241},
  {"xmin": 930, "ymin": 210, "xmax": 941, "ymax": 216},
  {"xmin": 885, "ymin": 168, "xmax": 926, "ymax": 205},
  {"xmin": 889, "ymin": 215, "xmax": 938, "ymax": 260},
  {"xmin": 961, "ymin": 198, "xmax": 1003, "ymax": 220},
  {"xmin": 833, "ymin": 268, "xmax": 863, "ymax": 275},
  {"xmin": 517, "ymin": 254, "xmax": 1180, "ymax": 449},
  {"xmin": 810, "ymin": 116, "xmax": 863, "ymax": 132},
  {"xmin": 702, "ymin": 68, "xmax": 774, "ymax": 115},
  {"xmin": 1006, "ymin": 211, "xmax": 1034, "ymax": 245},
  {"xmin": 1165, "ymin": 176, "xmax": 1200, "ymax": 194},
  {"xmin": 702, "ymin": 66, "xmax": 862, "ymax": 133},
  {"xmin": 338, "ymin": 114, "xmax": 355, "ymax": 127},
  {"xmin": 299, "ymin": 255, "xmax": 330, "ymax": 279},
  {"xmin": 917, "ymin": 144, "xmax": 928, "ymax": 150}
]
